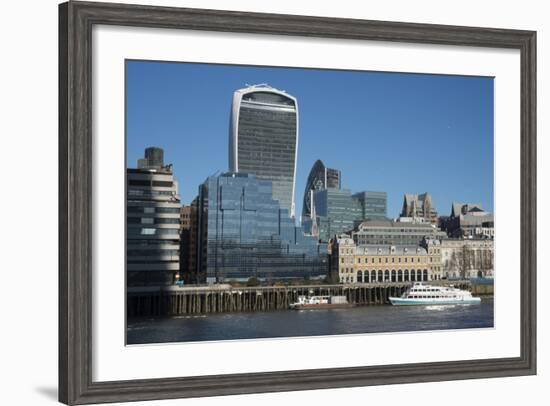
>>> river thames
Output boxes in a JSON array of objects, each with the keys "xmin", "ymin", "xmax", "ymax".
[{"xmin": 127, "ymin": 297, "xmax": 493, "ymax": 344}]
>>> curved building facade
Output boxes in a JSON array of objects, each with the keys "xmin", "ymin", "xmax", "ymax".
[
  {"xmin": 301, "ymin": 159, "xmax": 341, "ymax": 223},
  {"xmin": 229, "ymin": 84, "xmax": 298, "ymax": 218}
]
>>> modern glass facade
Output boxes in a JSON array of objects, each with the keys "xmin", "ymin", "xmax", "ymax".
[
  {"xmin": 301, "ymin": 159, "xmax": 341, "ymax": 223},
  {"xmin": 311, "ymin": 188, "xmax": 363, "ymax": 242},
  {"xmin": 352, "ymin": 191, "xmax": 388, "ymax": 220},
  {"xmin": 197, "ymin": 173, "xmax": 327, "ymax": 283},
  {"xmin": 229, "ymin": 84, "xmax": 298, "ymax": 218}
]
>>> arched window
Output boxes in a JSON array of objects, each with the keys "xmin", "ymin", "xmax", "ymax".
[
  {"xmin": 404, "ymin": 270, "xmax": 409, "ymax": 282},
  {"xmin": 357, "ymin": 270, "xmax": 363, "ymax": 283},
  {"xmin": 410, "ymin": 269, "xmax": 416, "ymax": 282},
  {"xmin": 384, "ymin": 270, "xmax": 390, "ymax": 282},
  {"xmin": 378, "ymin": 270, "xmax": 383, "ymax": 282},
  {"xmin": 423, "ymin": 269, "xmax": 428, "ymax": 281},
  {"xmin": 371, "ymin": 270, "xmax": 376, "ymax": 283},
  {"xmin": 391, "ymin": 270, "xmax": 396, "ymax": 282},
  {"xmin": 397, "ymin": 270, "xmax": 403, "ymax": 282}
]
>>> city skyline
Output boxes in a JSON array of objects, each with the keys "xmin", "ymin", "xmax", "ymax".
[{"xmin": 126, "ymin": 60, "xmax": 494, "ymax": 220}]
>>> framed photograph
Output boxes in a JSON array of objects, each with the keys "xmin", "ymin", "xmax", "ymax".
[{"xmin": 59, "ymin": 1, "xmax": 536, "ymax": 404}]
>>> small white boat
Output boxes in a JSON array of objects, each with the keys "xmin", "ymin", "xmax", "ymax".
[
  {"xmin": 289, "ymin": 295, "xmax": 354, "ymax": 310},
  {"xmin": 389, "ymin": 282, "xmax": 481, "ymax": 306}
]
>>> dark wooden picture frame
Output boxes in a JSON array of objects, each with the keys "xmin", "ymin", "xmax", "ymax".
[{"xmin": 59, "ymin": 1, "xmax": 536, "ymax": 404}]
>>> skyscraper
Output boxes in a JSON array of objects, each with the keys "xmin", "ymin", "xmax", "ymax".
[
  {"xmin": 229, "ymin": 84, "xmax": 298, "ymax": 218},
  {"xmin": 301, "ymin": 159, "xmax": 341, "ymax": 223}
]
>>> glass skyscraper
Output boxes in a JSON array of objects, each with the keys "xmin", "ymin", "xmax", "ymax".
[
  {"xmin": 196, "ymin": 173, "xmax": 327, "ymax": 283},
  {"xmin": 229, "ymin": 84, "xmax": 298, "ymax": 218},
  {"xmin": 301, "ymin": 159, "xmax": 341, "ymax": 223}
]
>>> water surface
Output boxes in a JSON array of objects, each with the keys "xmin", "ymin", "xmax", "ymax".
[{"xmin": 127, "ymin": 298, "xmax": 493, "ymax": 344}]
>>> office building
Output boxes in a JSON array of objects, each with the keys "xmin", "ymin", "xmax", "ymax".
[
  {"xmin": 352, "ymin": 191, "xmax": 388, "ymax": 220},
  {"xmin": 301, "ymin": 159, "xmax": 341, "ymax": 223},
  {"xmin": 310, "ymin": 188, "xmax": 363, "ymax": 242},
  {"xmin": 127, "ymin": 148, "xmax": 181, "ymax": 286},
  {"xmin": 229, "ymin": 84, "xmax": 298, "ymax": 217},
  {"xmin": 196, "ymin": 173, "xmax": 328, "ymax": 283},
  {"xmin": 179, "ymin": 201, "xmax": 199, "ymax": 283},
  {"xmin": 353, "ymin": 219, "xmax": 446, "ymax": 246}
]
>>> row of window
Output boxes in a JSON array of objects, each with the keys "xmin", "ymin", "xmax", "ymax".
[
  {"xmin": 340, "ymin": 271, "xmax": 431, "ymax": 284},
  {"xmin": 127, "ymin": 217, "xmax": 180, "ymax": 224},
  {"xmin": 128, "ymin": 189, "xmax": 175, "ymax": 197},
  {"xmin": 128, "ymin": 180, "xmax": 174, "ymax": 187},
  {"xmin": 127, "ymin": 206, "xmax": 181, "ymax": 214},
  {"xmin": 127, "ymin": 228, "xmax": 179, "ymax": 236},
  {"xmin": 341, "ymin": 256, "xmax": 425, "ymax": 264}
]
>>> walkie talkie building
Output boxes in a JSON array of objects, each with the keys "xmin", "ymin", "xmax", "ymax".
[{"xmin": 229, "ymin": 84, "xmax": 298, "ymax": 218}]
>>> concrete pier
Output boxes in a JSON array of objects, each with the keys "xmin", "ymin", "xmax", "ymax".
[{"xmin": 127, "ymin": 280, "xmax": 479, "ymax": 317}]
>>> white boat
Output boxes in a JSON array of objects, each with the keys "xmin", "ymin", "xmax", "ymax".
[
  {"xmin": 289, "ymin": 295, "xmax": 354, "ymax": 310},
  {"xmin": 389, "ymin": 282, "xmax": 481, "ymax": 305}
]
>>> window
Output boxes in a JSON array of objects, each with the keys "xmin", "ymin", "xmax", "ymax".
[{"xmin": 152, "ymin": 180, "xmax": 173, "ymax": 187}]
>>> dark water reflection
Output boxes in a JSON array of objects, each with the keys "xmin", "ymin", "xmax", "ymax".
[{"xmin": 127, "ymin": 298, "xmax": 493, "ymax": 344}]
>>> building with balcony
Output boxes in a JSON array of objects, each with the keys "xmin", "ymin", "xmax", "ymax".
[{"xmin": 127, "ymin": 148, "xmax": 181, "ymax": 287}]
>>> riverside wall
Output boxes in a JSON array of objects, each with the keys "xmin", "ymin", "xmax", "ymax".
[{"xmin": 127, "ymin": 280, "xmax": 487, "ymax": 317}]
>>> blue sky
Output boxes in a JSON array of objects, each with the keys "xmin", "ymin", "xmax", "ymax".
[{"xmin": 126, "ymin": 60, "xmax": 494, "ymax": 221}]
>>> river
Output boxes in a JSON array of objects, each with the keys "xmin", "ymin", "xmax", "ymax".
[{"xmin": 127, "ymin": 297, "xmax": 493, "ymax": 344}]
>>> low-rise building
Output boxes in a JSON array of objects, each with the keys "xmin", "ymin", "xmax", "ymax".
[
  {"xmin": 329, "ymin": 235, "xmax": 442, "ymax": 284},
  {"xmin": 352, "ymin": 219, "xmax": 446, "ymax": 246},
  {"xmin": 440, "ymin": 238, "xmax": 494, "ymax": 279},
  {"xmin": 444, "ymin": 203, "xmax": 494, "ymax": 238}
]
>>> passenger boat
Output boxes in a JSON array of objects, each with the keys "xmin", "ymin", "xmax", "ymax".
[
  {"xmin": 389, "ymin": 282, "xmax": 481, "ymax": 305},
  {"xmin": 289, "ymin": 295, "xmax": 354, "ymax": 310}
]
